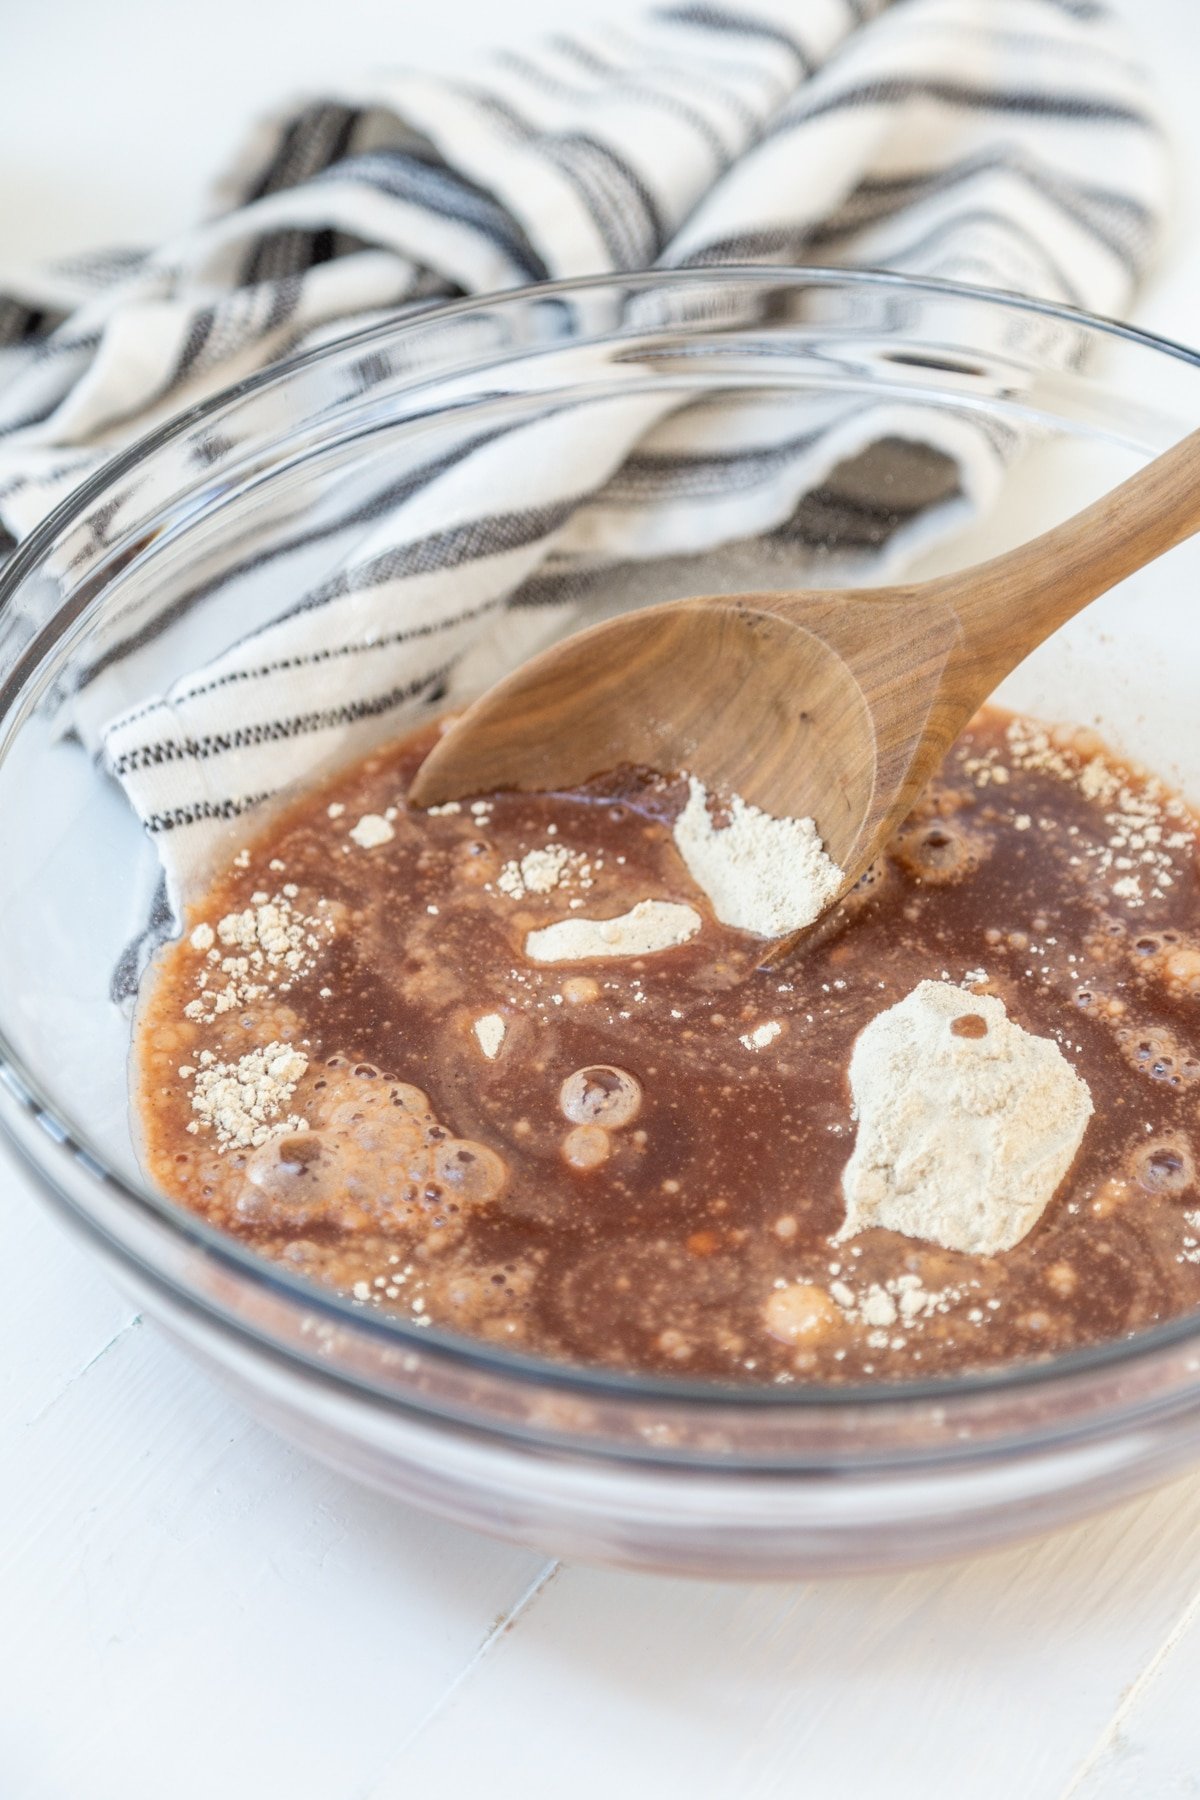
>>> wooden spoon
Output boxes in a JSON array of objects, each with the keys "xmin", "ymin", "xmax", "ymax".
[{"xmin": 409, "ymin": 428, "xmax": 1200, "ymax": 957}]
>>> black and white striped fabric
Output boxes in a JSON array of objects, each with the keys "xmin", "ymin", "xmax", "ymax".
[{"xmin": 0, "ymin": 0, "xmax": 1169, "ymax": 897}]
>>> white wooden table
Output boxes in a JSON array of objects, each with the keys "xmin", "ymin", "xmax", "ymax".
[{"xmin": 3, "ymin": 3, "xmax": 1200, "ymax": 1793}]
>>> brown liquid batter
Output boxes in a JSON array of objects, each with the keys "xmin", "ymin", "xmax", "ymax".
[{"xmin": 134, "ymin": 708, "xmax": 1200, "ymax": 1384}]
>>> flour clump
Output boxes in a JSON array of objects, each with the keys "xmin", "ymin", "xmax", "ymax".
[
  {"xmin": 525, "ymin": 899, "xmax": 701, "ymax": 963},
  {"xmin": 673, "ymin": 776, "xmax": 843, "ymax": 937},
  {"xmin": 189, "ymin": 1042, "xmax": 309, "ymax": 1151},
  {"xmin": 839, "ymin": 980, "xmax": 1093, "ymax": 1255},
  {"xmin": 349, "ymin": 813, "xmax": 394, "ymax": 849},
  {"xmin": 473, "ymin": 1012, "xmax": 506, "ymax": 1059},
  {"xmin": 496, "ymin": 844, "xmax": 592, "ymax": 898}
]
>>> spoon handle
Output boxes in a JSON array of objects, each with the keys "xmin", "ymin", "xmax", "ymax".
[{"xmin": 926, "ymin": 424, "xmax": 1200, "ymax": 685}]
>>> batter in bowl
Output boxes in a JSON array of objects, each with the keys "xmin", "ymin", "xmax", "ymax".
[{"xmin": 134, "ymin": 708, "xmax": 1200, "ymax": 1383}]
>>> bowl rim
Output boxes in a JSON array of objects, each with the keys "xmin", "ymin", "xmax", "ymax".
[{"xmin": 5, "ymin": 261, "xmax": 1200, "ymax": 1418}]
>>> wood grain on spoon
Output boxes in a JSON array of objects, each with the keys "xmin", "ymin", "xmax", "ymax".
[{"xmin": 410, "ymin": 427, "xmax": 1200, "ymax": 958}]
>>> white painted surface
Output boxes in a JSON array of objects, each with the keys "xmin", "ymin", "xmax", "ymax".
[{"xmin": 3, "ymin": 2, "xmax": 1200, "ymax": 1794}]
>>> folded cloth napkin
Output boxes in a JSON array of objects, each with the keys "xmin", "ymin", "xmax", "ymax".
[{"xmin": 0, "ymin": 0, "xmax": 1169, "ymax": 905}]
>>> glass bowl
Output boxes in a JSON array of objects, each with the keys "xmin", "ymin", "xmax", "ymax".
[{"xmin": 4, "ymin": 268, "xmax": 1200, "ymax": 1579}]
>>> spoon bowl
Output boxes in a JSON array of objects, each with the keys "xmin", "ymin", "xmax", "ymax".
[
  {"xmin": 411, "ymin": 590, "xmax": 955, "ymax": 881},
  {"xmin": 411, "ymin": 427, "xmax": 1200, "ymax": 952}
]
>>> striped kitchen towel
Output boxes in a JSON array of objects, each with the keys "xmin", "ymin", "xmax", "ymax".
[{"xmin": 0, "ymin": 0, "xmax": 1170, "ymax": 902}]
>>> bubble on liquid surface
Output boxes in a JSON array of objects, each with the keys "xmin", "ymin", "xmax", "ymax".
[
  {"xmin": 235, "ymin": 1066, "xmax": 504, "ymax": 1237},
  {"xmin": 433, "ymin": 1138, "xmax": 508, "ymax": 1204},
  {"xmin": 1132, "ymin": 1136, "xmax": 1195, "ymax": 1196},
  {"xmin": 763, "ymin": 1283, "xmax": 841, "ymax": 1346},
  {"xmin": 893, "ymin": 817, "xmax": 982, "ymax": 884},
  {"xmin": 246, "ymin": 1131, "xmax": 325, "ymax": 1197},
  {"xmin": 561, "ymin": 1124, "xmax": 611, "ymax": 1171},
  {"xmin": 559, "ymin": 1065, "xmax": 642, "ymax": 1129}
]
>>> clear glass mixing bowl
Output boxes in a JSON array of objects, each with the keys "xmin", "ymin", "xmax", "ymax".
[{"xmin": 4, "ymin": 268, "xmax": 1200, "ymax": 1578}]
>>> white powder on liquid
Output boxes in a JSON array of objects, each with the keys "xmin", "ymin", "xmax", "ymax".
[
  {"xmin": 189, "ymin": 1042, "xmax": 309, "ymax": 1150},
  {"xmin": 349, "ymin": 813, "xmax": 394, "ymax": 848},
  {"xmin": 740, "ymin": 1021, "xmax": 782, "ymax": 1051},
  {"xmin": 497, "ymin": 844, "xmax": 592, "ymax": 899},
  {"xmin": 525, "ymin": 900, "xmax": 701, "ymax": 964},
  {"xmin": 839, "ymin": 980, "xmax": 1093, "ymax": 1256},
  {"xmin": 473, "ymin": 1013, "xmax": 507, "ymax": 1059},
  {"xmin": 673, "ymin": 776, "xmax": 843, "ymax": 937},
  {"xmin": 183, "ymin": 891, "xmax": 333, "ymax": 1025}
]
